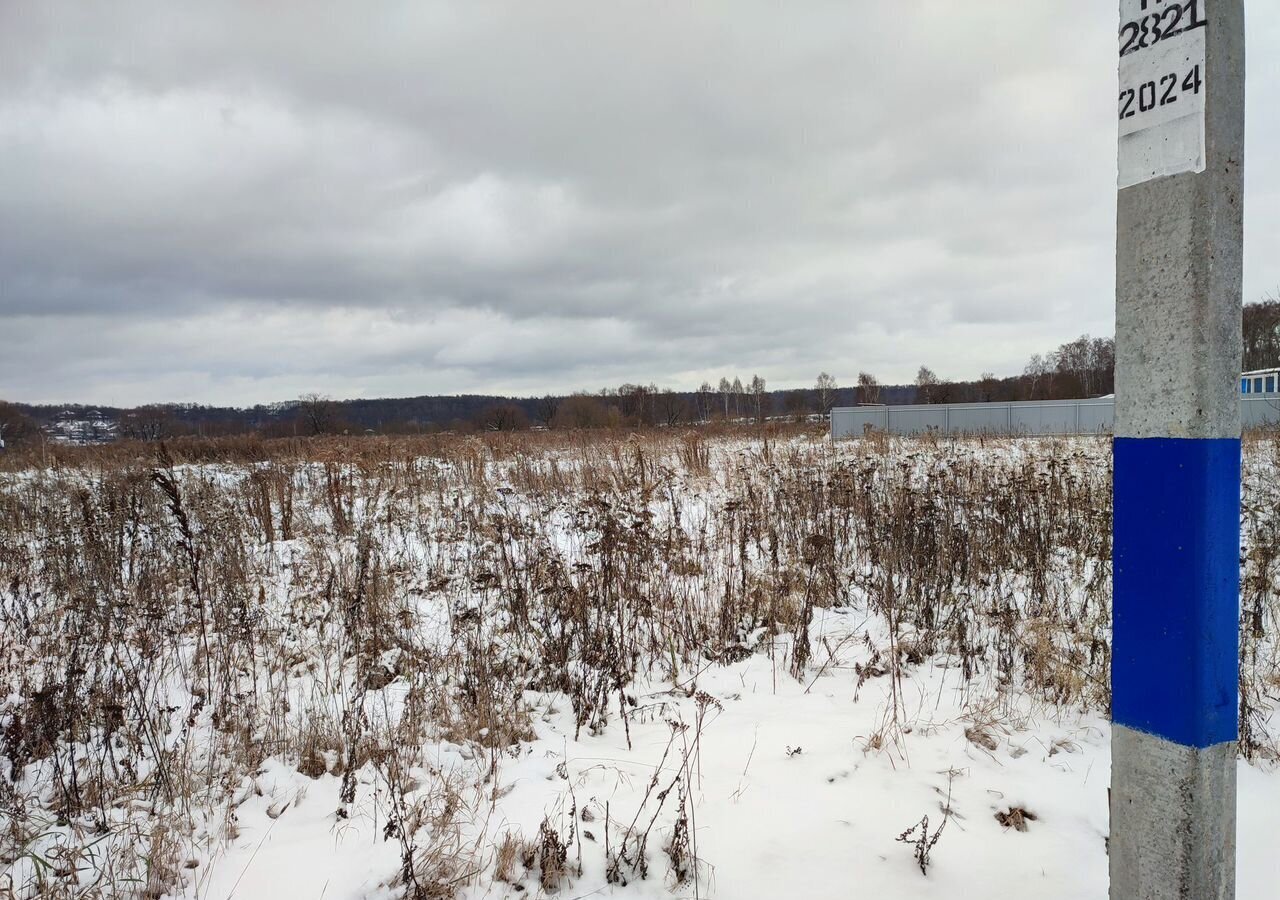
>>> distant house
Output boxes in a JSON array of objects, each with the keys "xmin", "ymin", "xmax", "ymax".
[
  {"xmin": 46, "ymin": 408, "xmax": 118, "ymax": 445},
  {"xmin": 1241, "ymin": 368, "xmax": 1280, "ymax": 396}
]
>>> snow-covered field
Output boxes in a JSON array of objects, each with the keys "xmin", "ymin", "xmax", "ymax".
[{"xmin": 1, "ymin": 430, "xmax": 1277, "ymax": 898}]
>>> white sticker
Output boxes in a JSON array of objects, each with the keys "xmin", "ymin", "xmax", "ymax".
[{"xmin": 1117, "ymin": 0, "xmax": 1207, "ymax": 189}]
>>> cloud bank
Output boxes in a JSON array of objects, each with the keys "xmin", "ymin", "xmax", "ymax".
[{"xmin": 2, "ymin": 2, "xmax": 1278, "ymax": 405}]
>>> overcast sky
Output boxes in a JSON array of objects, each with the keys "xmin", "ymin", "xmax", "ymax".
[{"xmin": 2, "ymin": 2, "xmax": 1278, "ymax": 407}]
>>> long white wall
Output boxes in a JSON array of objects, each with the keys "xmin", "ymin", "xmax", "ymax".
[{"xmin": 831, "ymin": 397, "xmax": 1280, "ymax": 439}]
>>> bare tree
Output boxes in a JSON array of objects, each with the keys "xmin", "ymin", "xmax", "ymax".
[
  {"xmin": 977, "ymin": 372, "xmax": 999, "ymax": 403},
  {"xmin": 0, "ymin": 402, "xmax": 38, "ymax": 449},
  {"xmin": 1023, "ymin": 354, "xmax": 1050, "ymax": 400},
  {"xmin": 815, "ymin": 372, "xmax": 838, "ymax": 416},
  {"xmin": 1244, "ymin": 294, "xmax": 1280, "ymax": 371},
  {"xmin": 749, "ymin": 374, "xmax": 767, "ymax": 421},
  {"xmin": 474, "ymin": 403, "xmax": 529, "ymax": 432},
  {"xmin": 615, "ymin": 383, "xmax": 657, "ymax": 425},
  {"xmin": 785, "ymin": 390, "xmax": 809, "ymax": 421},
  {"xmin": 552, "ymin": 394, "xmax": 613, "ymax": 429},
  {"xmin": 1052, "ymin": 336, "xmax": 1092, "ymax": 397},
  {"xmin": 1043, "ymin": 334, "xmax": 1116, "ymax": 398},
  {"xmin": 718, "ymin": 377, "xmax": 732, "ymax": 419},
  {"xmin": 915, "ymin": 367, "xmax": 940, "ymax": 404},
  {"xmin": 698, "ymin": 381, "xmax": 714, "ymax": 423},
  {"xmin": 934, "ymin": 378, "xmax": 958, "ymax": 404},
  {"xmin": 856, "ymin": 372, "xmax": 881, "ymax": 405},
  {"xmin": 121, "ymin": 405, "xmax": 176, "ymax": 441},
  {"xmin": 298, "ymin": 393, "xmax": 339, "ymax": 435},
  {"xmin": 1089, "ymin": 336, "xmax": 1116, "ymax": 396},
  {"xmin": 730, "ymin": 377, "xmax": 744, "ymax": 417},
  {"xmin": 534, "ymin": 395, "xmax": 561, "ymax": 426},
  {"xmin": 656, "ymin": 389, "xmax": 687, "ymax": 427}
]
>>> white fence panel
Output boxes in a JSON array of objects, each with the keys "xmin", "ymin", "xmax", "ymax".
[{"xmin": 831, "ymin": 397, "xmax": 1248, "ymax": 440}]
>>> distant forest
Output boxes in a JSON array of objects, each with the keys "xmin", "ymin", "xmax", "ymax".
[{"xmin": 3, "ymin": 299, "xmax": 1279, "ymax": 445}]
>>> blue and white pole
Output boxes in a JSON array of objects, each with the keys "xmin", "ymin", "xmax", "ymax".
[{"xmin": 1111, "ymin": 2, "xmax": 1244, "ymax": 898}]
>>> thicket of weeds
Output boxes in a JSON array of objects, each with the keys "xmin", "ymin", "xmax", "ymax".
[{"xmin": 0, "ymin": 427, "xmax": 1277, "ymax": 897}]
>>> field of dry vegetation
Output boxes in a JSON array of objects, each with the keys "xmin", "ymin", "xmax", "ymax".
[{"xmin": 1, "ymin": 427, "xmax": 1278, "ymax": 898}]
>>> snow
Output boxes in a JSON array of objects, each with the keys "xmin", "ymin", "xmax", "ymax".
[
  {"xmin": 3, "ymin": 433, "xmax": 1278, "ymax": 899},
  {"xmin": 196, "ymin": 761, "xmax": 400, "ymax": 900},
  {"xmin": 192, "ymin": 605, "xmax": 1280, "ymax": 899}
]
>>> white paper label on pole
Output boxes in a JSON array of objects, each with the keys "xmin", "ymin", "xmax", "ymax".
[{"xmin": 1117, "ymin": 0, "xmax": 1208, "ymax": 189}]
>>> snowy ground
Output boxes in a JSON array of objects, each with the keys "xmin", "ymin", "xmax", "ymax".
[
  {"xmin": 2, "ymin": 432, "xmax": 1278, "ymax": 899},
  {"xmin": 193, "ymin": 606, "xmax": 1280, "ymax": 899}
]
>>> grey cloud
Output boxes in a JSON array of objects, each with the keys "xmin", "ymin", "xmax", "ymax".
[{"xmin": 1, "ymin": 1, "xmax": 1278, "ymax": 405}]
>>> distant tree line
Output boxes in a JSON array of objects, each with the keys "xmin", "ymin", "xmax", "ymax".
[
  {"xmin": 904, "ymin": 333, "xmax": 1117, "ymax": 405},
  {"xmin": 899, "ymin": 298, "xmax": 1280, "ymax": 405},
  {"xmin": 4, "ymin": 378, "xmax": 913, "ymax": 444},
  {"xmin": 0, "ymin": 401, "xmax": 41, "ymax": 448},
  {"xmin": 1243, "ymin": 295, "xmax": 1280, "ymax": 371},
  {"xmin": 5, "ymin": 298, "xmax": 1278, "ymax": 446}
]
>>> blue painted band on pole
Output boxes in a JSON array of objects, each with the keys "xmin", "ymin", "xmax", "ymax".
[{"xmin": 1112, "ymin": 437, "xmax": 1240, "ymax": 749}]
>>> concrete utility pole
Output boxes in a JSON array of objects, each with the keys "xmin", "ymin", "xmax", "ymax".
[{"xmin": 1111, "ymin": 1, "xmax": 1244, "ymax": 898}]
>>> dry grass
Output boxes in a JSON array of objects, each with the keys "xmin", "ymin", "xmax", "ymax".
[{"xmin": 0, "ymin": 426, "xmax": 1276, "ymax": 897}]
